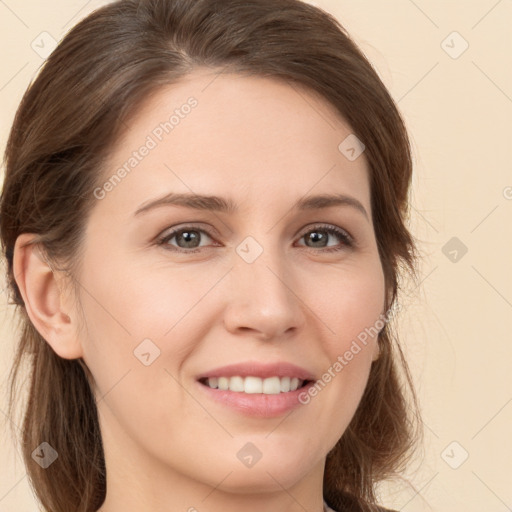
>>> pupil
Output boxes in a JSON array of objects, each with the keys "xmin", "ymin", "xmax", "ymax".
[
  {"xmin": 309, "ymin": 231, "xmax": 326, "ymax": 247},
  {"xmin": 178, "ymin": 230, "xmax": 199, "ymax": 248}
]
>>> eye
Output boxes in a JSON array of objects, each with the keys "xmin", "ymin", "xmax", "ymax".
[
  {"xmin": 157, "ymin": 226, "xmax": 216, "ymax": 252},
  {"xmin": 295, "ymin": 224, "xmax": 354, "ymax": 252}
]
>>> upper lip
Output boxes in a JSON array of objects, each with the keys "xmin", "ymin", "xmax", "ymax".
[{"xmin": 196, "ymin": 361, "xmax": 316, "ymax": 381}]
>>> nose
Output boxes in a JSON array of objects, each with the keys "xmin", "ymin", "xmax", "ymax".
[{"xmin": 222, "ymin": 243, "xmax": 305, "ymax": 341}]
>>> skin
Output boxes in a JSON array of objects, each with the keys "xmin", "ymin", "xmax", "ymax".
[{"xmin": 14, "ymin": 69, "xmax": 386, "ymax": 512}]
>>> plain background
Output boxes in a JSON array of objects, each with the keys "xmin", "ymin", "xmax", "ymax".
[{"xmin": 1, "ymin": 1, "xmax": 511, "ymax": 510}]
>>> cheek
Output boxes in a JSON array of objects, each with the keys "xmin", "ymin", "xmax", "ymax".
[
  {"xmin": 299, "ymin": 257, "xmax": 385, "ymax": 429},
  {"xmin": 310, "ymin": 256, "xmax": 386, "ymax": 353},
  {"xmin": 74, "ymin": 255, "xmax": 202, "ymax": 447},
  {"xmin": 77, "ymin": 248, "xmax": 203, "ymax": 345}
]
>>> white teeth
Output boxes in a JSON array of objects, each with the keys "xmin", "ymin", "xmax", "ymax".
[
  {"xmin": 204, "ymin": 376, "xmax": 305, "ymax": 394},
  {"xmin": 262, "ymin": 376, "xmax": 281, "ymax": 394},
  {"xmin": 218, "ymin": 377, "xmax": 229, "ymax": 390},
  {"xmin": 228, "ymin": 376, "xmax": 244, "ymax": 392},
  {"xmin": 280, "ymin": 376, "xmax": 291, "ymax": 392},
  {"xmin": 244, "ymin": 376, "xmax": 263, "ymax": 394}
]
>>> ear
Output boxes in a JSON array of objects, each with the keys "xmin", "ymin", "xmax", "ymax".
[{"xmin": 13, "ymin": 233, "xmax": 83, "ymax": 359}]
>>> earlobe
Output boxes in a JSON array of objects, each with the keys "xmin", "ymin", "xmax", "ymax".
[{"xmin": 13, "ymin": 233, "xmax": 83, "ymax": 360}]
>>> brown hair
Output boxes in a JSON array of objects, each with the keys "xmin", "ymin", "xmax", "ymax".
[{"xmin": 0, "ymin": 1, "xmax": 422, "ymax": 511}]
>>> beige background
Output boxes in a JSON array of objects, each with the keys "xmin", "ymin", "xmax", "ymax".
[{"xmin": 1, "ymin": 1, "xmax": 511, "ymax": 511}]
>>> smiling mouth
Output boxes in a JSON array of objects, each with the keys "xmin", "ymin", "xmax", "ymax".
[{"xmin": 198, "ymin": 376, "xmax": 313, "ymax": 395}]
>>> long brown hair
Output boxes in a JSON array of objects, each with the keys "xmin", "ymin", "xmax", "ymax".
[{"xmin": 0, "ymin": 1, "xmax": 422, "ymax": 511}]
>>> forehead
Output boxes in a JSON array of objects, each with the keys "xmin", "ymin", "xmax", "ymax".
[{"xmin": 96, "ymin": 69, "xmax": 371, "ymax": 218}]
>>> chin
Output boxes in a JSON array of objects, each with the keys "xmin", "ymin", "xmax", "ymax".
[
  {"xmin": 204, "ymin": 450, "xmax": 317, "ymax": 493},
  {"xmin": 215, "ymin": 467, "xmax": 306, "ymax": 495}
]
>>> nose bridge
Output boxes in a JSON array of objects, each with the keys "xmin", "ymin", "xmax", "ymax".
[{"xmin": 223, "ymin": 233, "xmax": 304, "ymax": 338}]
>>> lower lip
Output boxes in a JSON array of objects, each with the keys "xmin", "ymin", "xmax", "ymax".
[{"xmin": 196, "ymin": 380, "xmax": 314, "ymax": 418}]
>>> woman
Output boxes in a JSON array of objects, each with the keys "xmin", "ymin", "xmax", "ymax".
[{"xmin": 1, "ymin": 0, "xmax": 421, "ymax": 511}]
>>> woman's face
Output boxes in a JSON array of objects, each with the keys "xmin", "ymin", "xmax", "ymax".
[{"xmin": 73, "ymin": 70, "xmax": 385, "ymax": 503}]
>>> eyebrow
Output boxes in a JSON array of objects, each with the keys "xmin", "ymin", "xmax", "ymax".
[{"xmin": 134, "ymin": 192, "xmax": 369, "ymax": 221}]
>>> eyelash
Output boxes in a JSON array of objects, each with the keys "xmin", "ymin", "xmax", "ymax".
[{"xmin": 156, "ymin": 223, "xmax": 355, "ymax": 254}]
